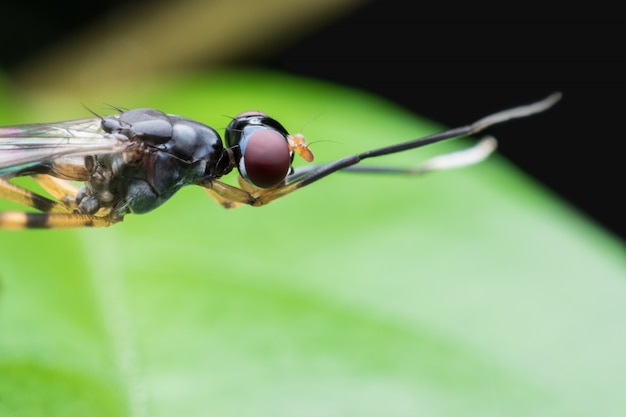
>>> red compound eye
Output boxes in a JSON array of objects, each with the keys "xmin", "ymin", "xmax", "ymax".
[{"xmin": 242, "ymin": 129, "xmax": 291, "ymax": 188}]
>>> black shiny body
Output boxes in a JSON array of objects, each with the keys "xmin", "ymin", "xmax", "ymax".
[{"xmin": 76, "ymin": 109, "xmax": 234, "ymax": 217}]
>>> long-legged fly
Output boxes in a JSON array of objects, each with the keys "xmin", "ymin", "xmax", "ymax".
[{"xmin": 0, "ymin": 93, "xmax": 561, "ymax": 229}]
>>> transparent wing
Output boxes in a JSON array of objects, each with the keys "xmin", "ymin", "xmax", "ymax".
[{"xmin": 0, "ymin": 117, "xmax": 129, "ymax": 177}]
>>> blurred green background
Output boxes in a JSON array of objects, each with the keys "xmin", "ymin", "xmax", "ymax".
[{"xmin": 1, "ymin": 1, "xmax": 625, "ymax": 416}]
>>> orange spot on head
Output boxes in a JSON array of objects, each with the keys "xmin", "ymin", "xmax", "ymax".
[{"xmin": 288, "ymin": 133, "xmax": 314, "ymax": 162}]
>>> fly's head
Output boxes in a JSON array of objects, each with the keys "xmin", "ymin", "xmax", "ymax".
[{"xmin": 224, "ymin": 112, "xmax": 313, "ymax": 189}]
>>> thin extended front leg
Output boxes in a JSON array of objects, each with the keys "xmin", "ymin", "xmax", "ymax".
[
  {"xmin": 199, "ymin": 93, "xmax": 561, "ymax": 207},
  {"xmin": 290, "ymin": 136, "xmax": 498, "ymax": 178}
]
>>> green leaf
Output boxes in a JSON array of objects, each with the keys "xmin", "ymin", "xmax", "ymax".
[{"xmin": 1, "ymin": 70, "xmax": 625, "ymax": 417}]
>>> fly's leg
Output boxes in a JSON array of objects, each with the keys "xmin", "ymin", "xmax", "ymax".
[
  {"xmin": 0, "ymin": 177, "xmax": 119, "ymax": 229},
  {"xmin": 0, "ymin": 211, "xmax": 118, "ymax": 229},
  {"xmin": 33, "ymin": 174, "xmax": 80, "ymax": 211},
  {"xmin": 200, "ymin": 137, "xmax": 497, "ymax": 206},
  {"xmin": 204, "ymin": 176, "xmax": 261, "ymax": 209},
  {"xmin": 0, "ymin": 177, "xmax": 71, "ymax": 214},
  {"xmin": 291, "ymin": 136, "xmax": 497, "ymax": 177},
  {"xmin": 205, "ymin": 189, "xmax": 243, "ymax": 209},
  {"xmin": 200, "ymin": 175, "xmax": 308, "ymax": 208},
  {"xmin": 201, "ymin": 135, "xmax": 504, "ymax": 208},
  {"xmin": 206, "ymin": 174, "xmax": 286, "ymax": 209},
  {"xmin": 198, "ymin": 93, "xmax": 560, "ymax": 207}
]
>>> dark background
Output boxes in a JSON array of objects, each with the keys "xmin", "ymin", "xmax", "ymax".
[
  {"xmin": 1, "ymin": 1, "xmax": 624, "ymax": 241},
  {"xmin": 268, "ymin": 4, "xmax": 625, "ymax": 242}
]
